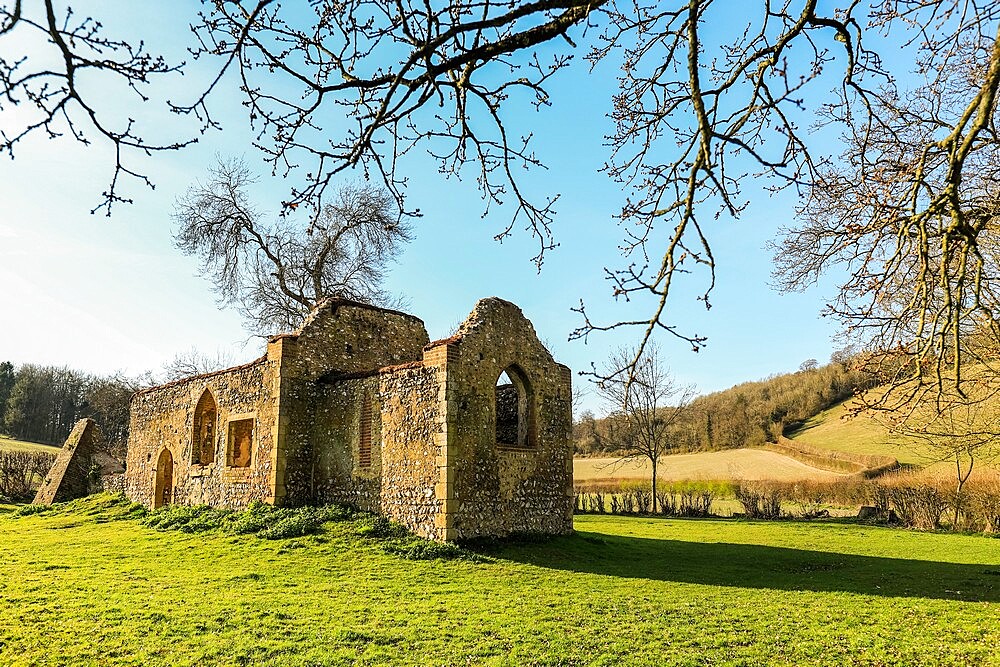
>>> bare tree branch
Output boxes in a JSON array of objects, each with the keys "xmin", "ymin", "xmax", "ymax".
[{"xmin": 173, "ymin": 158, "xmax": 410, "ymax": 334}]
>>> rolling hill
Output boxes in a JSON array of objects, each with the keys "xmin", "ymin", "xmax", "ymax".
[{"xmin": 786, "ymin": 397, "xmax": 940, "ymax": 467}]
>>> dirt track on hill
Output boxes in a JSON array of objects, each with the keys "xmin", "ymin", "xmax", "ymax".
[{"xmin": 575, "ymin": 448, "xmax": 848, "ymax": 483}]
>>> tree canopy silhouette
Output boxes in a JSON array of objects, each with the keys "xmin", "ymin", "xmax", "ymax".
[{"xmin": 5, "ymin": 1, "xmax": 1000, "ymax": 395}]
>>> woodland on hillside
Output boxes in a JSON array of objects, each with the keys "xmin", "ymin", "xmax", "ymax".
[
  {"xmin": 0, "ymin": 361, "xmax": 135, "ymax": 458},
  {"xmin": 575, "ymin": 356, "xmax": 875, "ymax": 456}
]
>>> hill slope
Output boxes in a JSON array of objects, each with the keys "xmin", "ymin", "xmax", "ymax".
[
  {"xmin": 786, "ymin": 398, "xmax": 935, "ymax": 466},
  {"xmin": 0, "ymin": 435, "xmax": 60, "ymax": 454}
]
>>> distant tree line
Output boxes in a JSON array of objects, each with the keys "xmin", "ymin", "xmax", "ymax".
[
  {"xmin": 575, "ymin": 354, "xmax": 876, "ymax": 456},
  {"xmin": 0, "ymin": 362, "xmax": 142, "ymax": 461}
]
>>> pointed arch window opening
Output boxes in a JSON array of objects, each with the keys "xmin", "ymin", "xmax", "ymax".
[
  {"xmin": 192, "ymin": 389, "xmax": 217, "ymax": 465},
  {"xmin": 495, "ymin": 365, "xmax": 535, "ymax": 449}
]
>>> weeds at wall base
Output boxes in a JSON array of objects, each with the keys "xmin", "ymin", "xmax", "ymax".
[{"xmin": 14, "ymin": 493, "xmax": 480, "ymax": 561}]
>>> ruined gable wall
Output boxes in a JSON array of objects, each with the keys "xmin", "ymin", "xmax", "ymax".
[
  {"xmin": 274, "ymin": 302, "xmax": 431, "ymax": 506},
  {"xmin": 309, "ymin": 364, "xmax": 445, "ymax": 540},
  {"xmin": 445, "ymin": 298, "xmax": 574, "ymax": 539},
  {"xmin": 291, "ymin": 301, "xmax": 430, "ymax": 380},
  {"xmin": 124, "ymin": 359, "xmax": 279, "ymax": 508},
  {"xmin": 33, "ymin": 418, "xmax": 104, "ymax": 505}
]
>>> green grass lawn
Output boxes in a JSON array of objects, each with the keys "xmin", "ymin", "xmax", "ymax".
[
  {"xmin": 0, "ymin": 435, "xmax": 60, "ymax": 454},
  {"xmin": 2, "ymin": 495, "xmax": 999, "ymax": 666}
]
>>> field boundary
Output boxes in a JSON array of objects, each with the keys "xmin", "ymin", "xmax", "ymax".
[{"xmin": 765, "ymin": 437, "xmax": 898, "ymax": 478}]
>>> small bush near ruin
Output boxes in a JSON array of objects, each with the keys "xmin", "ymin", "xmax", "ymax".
[
  {"xmin": 136, "ymin": 496, "xmax": 472, "ymax": 558},
  {"xmin": 141, "ymin": 500, "xmax": 348, "ymax": 539},
  {"xmin": 0, "ymin": 450, "xmax": 55, "ymax": 502}
]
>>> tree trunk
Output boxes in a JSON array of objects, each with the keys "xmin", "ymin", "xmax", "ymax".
[
  {"xmin": 954, "ymin": 452, "xmax": 974, "ymax": 528},
  {"xmin": 651, "ymin": 456, "xmax": 658, "ymax": 514}
]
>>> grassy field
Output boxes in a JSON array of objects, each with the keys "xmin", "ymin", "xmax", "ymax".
[
  {"xmin": 0, "ymin": 435, "xmax": 60, "ymax": 454},
  {"xmin": 786, "ymin": 399, "xmax": 938, "ymax": 466},
  {"xmin": 2, "ymin": 495, "xmax": 998, "ymax": 666},
  {"xmin": 575, "ymin": 448, "xmax": 846, "ymax": 483}
]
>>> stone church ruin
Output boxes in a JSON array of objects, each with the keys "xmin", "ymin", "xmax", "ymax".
[{"xmin": 122, "ymin": 297, "xmax": 574, "ymax": 541}]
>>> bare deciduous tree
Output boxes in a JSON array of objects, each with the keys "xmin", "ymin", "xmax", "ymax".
[
  {"xmin": 596, "ymin": 343, "xmax": 694, "ymax": 511},
  {"xmin": 0, "ymin": 1, "xmax": 191, "ymax": 215},
  {"xmin": 884, "ymin": 378, "xmax": 1000, "ymax": 526},
  {"xmin": 6, "ymin": 2, "xmax": 1000, "ymax": 389},
  {"xmin": 773, "ymin": 24, "xmax": 1000, "ymax": 400},
  {"xmin": 173, "ymin": 159, "xmax": 411, "ymax": 334},
  {"xmin": 158, "ymin": 347, "xmax": 239, "ymax": 383}
]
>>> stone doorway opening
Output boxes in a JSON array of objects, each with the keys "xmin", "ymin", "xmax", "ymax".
[{"xmin": 154, "ymin": 448, "xmax": 174, "ymax": 508}]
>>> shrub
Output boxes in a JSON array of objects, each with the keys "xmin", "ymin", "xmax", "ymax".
[
  {"xmin": 885, "ymin": 484, "xmax": 945, "ymax": 530},
  {"xmin": 575, "ymin": 492, "xmax": 607, "ymax": 514},
  {"xmin": 226, "ymin": 500, "xmax": 277, "ymax": 535},
  {"xmin": 257, "ymin": 508, "xmax": 324, "ymax": 540},
  {"xmin": 355, "ymin": 515, "xmax": 409, "ymax": 539},
  {"xmin": 388, "ymin": 540, "xmax": 466, "ymax": 561},
  {"xmin": 655, "ymin": 490, "xmax": 678, "ymax": 516},
  {"xmin": 0, "ymin": 450, "xmax": 55, "ymax": 502},
  {"xmin": 13, "ymin": 503, "xmax": 51, "ymax": 517},
  {"xmin": 142, "ymin": 504, "xmax": 229, "ymax": 532},
  {"xmin": 317, "ymin": 504, "xmax": 356, "ymax": 523},
  {"xmin": 674, "ymin": 480, "xmax": 719, "ymax": 517},
  {"xmin": 733, "ymin": 481, "xmax": 784, "ymax": 519},
  {"xmin": 968, "ymin": 473, "xmax": 1000, "ymax": 533}
]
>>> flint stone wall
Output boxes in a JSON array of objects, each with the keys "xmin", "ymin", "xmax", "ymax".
[
  {"xmin": 270, "ymin": 301, "xmax": 430, "ymax": 506},
  {"xmin": 124, "ymin": 358, "xmax": 278, "ymax": 508},
  {"xmin": 443, "ymin": 298, "xmax": 574, "ymax": 540},
  {"xmin": 310, "ymin": 364, "xmax": 445, "ymax": 539},
  {"xmin": 122, "ymin": 296, "xmax": 573, "ymax": 542},
  {"xmin": 33, "ymin": 418, "xmax": 104, "ymax": 505}
]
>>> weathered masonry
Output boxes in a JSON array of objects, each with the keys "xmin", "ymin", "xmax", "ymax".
[{"xmin": 124, "ymin": 297, "xmax": 574, "ymax": 541}]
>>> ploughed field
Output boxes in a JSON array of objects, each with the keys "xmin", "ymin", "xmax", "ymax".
[
  {"xmin": 2, "ymin": 495, "xmax": 998, "ymax": 666},
  {"xmin": 575, "ymin": 448, "xmax": 846, "ymax": 483}
]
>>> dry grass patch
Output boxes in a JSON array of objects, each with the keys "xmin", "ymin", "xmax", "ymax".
[{"xmin": 575, "ymin": 448, "xmax": 847, "ymax": 483}]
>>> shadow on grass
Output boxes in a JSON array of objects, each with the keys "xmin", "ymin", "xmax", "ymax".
[{"xmin": 485, "ymin": 526, "xmax": 1000, "ymax": 602}]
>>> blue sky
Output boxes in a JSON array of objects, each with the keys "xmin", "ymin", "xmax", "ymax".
[{"xmin": 0, "ymin": 2, "xmax": 850, "ymax": 413}]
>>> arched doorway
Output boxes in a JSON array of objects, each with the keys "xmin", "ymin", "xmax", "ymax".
[{"xmin": 154, "ymin": 448, "xmax": 174, "ymax": 508}]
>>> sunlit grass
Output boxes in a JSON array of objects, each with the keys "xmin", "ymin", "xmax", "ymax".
[
  {"xmin": 1, "ymin": 494, "xmax": 998, "ymax": 666},
  {"xmin": 787, "ymin": 399, "xmax": 937, "ymax": 466},
  {"xmin": 0, "ymin": 435, "xmax": 60, "ymax": 454}
]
